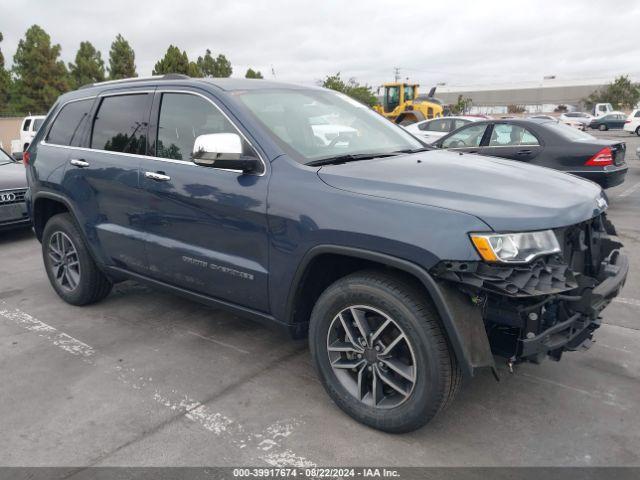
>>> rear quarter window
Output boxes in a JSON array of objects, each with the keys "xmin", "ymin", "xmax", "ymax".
[{"xmin": 46, "ymin": 99, "xmax": 94, "ymax": 146}]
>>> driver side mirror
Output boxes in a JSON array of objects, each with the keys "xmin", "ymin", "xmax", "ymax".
[{"xmin": 192, "ymin": 133, "xmax": 261, "ymax": 174}]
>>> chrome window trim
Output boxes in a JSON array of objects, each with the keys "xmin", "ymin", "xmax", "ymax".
[{"xmin": 41, "ymin": 88, "xmax": 267, "ymax": 177}]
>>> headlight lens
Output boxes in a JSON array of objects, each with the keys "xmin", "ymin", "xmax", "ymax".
[{"xmin": 470, "ymin": 230, "xmax": 561, "ymax": 263}]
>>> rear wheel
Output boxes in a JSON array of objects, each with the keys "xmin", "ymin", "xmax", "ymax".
[
  {"xmin": 309, "ymin": 270, "xmax": 460, "ymax": 433},
  {"xmin": 599, "ymin": 124, "xmax": 608, "ymax": 131},
  {"xmin": 42, "ymin": 213, "xmax": 112, "ymax": 305},
  {"xmin": 636, "ymin": 126, "xmax": 640, "ymax": 137}
]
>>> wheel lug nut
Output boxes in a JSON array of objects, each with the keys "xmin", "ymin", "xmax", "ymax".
[
  {"xmin": 356, "ymin": 353, "xmax": 362, "ymax": 359},
  {"xmin": 374, "ymin": 345, "xmax": 380, "ymax": 352},
  {"xmin": 378, "ymin": 361, "xmax": 384, "ymax": 367},
  {"xmin": 367, "ymin": 365, "xmax": 373, "ymax": 371}
]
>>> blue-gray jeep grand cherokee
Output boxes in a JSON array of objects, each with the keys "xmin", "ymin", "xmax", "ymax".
[{"xmin": 25, "ymin": 76, "xmax": 628, "ymax": 432}]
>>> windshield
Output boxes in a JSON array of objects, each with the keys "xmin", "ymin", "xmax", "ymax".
[
  {"xmin": 236, "ymin": 89, "xmax": 423, "ymax": 164},
  {"xmin": 545, "ymin": 121, "xmax": 596, "ymax": 141},
  {"xmin": 0, "ymin": 148, "xmax": 15, "ymax": 165}
]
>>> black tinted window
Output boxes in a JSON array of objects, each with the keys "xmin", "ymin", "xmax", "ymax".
[
  {"xmin": 91, "ymin": 94, "xmax": 150, "ymax": 154},
  {"xmin": 22, "ymin": 119, "xmax": 31, "ymax": 131},
  {"xmin": 156, "ymin": 93, "xmax": 239, "ymax": 161},
  {"xmin": 47, "ymin": 99, "xmax": 94, "ymax": 146}
]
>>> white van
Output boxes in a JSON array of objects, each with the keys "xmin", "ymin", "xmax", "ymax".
[
  {"xmin": 623, "ymin": 109, "xmax": 640, "ymax": 136},
  {"xmin": 19, "ymin": 115, "xmax": 46, "ymax": 151}
]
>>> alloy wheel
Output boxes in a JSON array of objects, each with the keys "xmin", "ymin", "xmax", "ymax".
[
  {"xmin": 48, "ymin": 231, "xmax": 81, "ymax": 292},
  {"xmin": 326, "ymin": 305, "xmax": 417, "ymax": 409}
]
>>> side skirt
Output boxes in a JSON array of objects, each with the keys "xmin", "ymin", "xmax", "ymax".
[{"xmin": 105, "ymin": 266, "xmax": 289, "ymax": 333}]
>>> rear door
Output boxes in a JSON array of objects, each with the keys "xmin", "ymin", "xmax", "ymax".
[
  {"xmin": 60, "ymin": 90, "xmax": 153, "ymax": 274},
  {"xmin": 138, "ymin": 89, "xmax": 270, "ymax": 311},
  {"xmin": 481, "ymin": 123, "xmax": 543, "ymax": 161}
]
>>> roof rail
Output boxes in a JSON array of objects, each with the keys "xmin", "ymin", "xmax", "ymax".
[{"xmin": 78, "ymin": 74, "xmax": 190, "ymax": 90}]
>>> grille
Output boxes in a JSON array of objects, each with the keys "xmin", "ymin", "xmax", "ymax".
[{"xmin": 0, "ymin": 189, "xmax": 27, "ymax": 205}]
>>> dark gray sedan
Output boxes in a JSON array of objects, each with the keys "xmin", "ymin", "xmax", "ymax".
[
  {"xmin": 432, "ymin": 118, "xmax": 627, "ymax": 189},
  {"xmin": 0, "ymin": 148, "xmax": 30, "ymax": 230}
]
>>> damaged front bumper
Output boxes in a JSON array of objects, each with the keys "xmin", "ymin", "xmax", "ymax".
[{"xmin": 432, "ymin": 214, "xmax": 628, "ymax": 366}]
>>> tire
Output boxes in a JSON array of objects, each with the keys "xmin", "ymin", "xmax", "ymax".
[
  {"xmin": 309, "ymin": 270, "xmax": 461, "ymax": 433},
  {"xmin": 42, "ymin": 213, "xmax": 112, "ymax": 305},
  {"xmin": 636, "ymin": 127, "xmax": 640, "ymax": 137},
  {"xmin": 599, "ymin": 124, "xmax": 607, "ymax": 131}
]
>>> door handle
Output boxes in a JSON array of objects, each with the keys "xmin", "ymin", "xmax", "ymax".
[
  {"xmin": 516, "ymin": 149, "xmax": 533, "ymax": 155},
  {"xmin": 70, "ymin": 158, "xmax": 89, "ymax": 168},
  {"xmin": 145, "ymin": 171, "xmax": 171, "ymax": 182}
]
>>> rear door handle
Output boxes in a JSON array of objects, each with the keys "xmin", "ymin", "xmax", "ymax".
[
  {"xmin": 145, "ymin": 171, "xmax": 171, "ymax": 182},
  {"xmin": 516, "ymin": 149, "xmax": 533, "ymax": 155},
  {"xmin": 70, "ymin": 158, "xmax": 89, "ymax": 168}
]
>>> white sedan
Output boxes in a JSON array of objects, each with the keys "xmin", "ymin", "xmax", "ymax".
[
  {"xmin": 403, "ymin": 116, "xmax": 482, "ymax": 143},
  {"xmin": 623, "ymin": 109, "xmax": 640, "ymax": 136}
]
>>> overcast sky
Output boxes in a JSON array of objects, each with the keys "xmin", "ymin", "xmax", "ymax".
[{"xmin": 2, "ymin": 0, "xmax": 639, "ymax": 89}]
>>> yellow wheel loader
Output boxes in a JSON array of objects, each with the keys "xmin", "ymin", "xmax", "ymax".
[{"xmin": 373, "ymin": 83, "xmax": 443, "ymax": 125}]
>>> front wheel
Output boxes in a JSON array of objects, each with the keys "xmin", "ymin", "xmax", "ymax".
[
  {"xmin": 309, "ymin": 271, "xmax": 460, "ymax": 433},
  {"xmin": 42, "ymin": 213, "xmax": 112, "ymax": 305},
  {"xmin": 599, "ymin": 124, "xmax": 608, "ymax": 131}
]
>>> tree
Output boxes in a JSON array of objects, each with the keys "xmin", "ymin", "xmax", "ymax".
[
  {"xmin": 584, "ymin": 75, "xmax": 640, "ymax": 111},
  {"xmin": 0, "ymin": 32, "xmax": 12, "ymax": 111},
  {"xmin": 320, "ymin": 72, "xmax": 378, "ymax": 107},
  {"xmin": 108, "ymin": 34, "xmax": 137, "ymax": 80},
  {"xmin": 153, "ymin": 45, "xmax": 201, "ymax": 77},
  {"xmin": 69, "ymin": 41, "xmax": 105, "ymax": 88},
  {"xmin": 245, "ymin": 68, "xmax": 263, "ymax": 79},
  {"xmin": 11, "ymin": 25, "xmax": 70, "ymax": 113},
  {"xmin": 450, "ymin": 94, "xmax": 472, "ymax": 115},
  {"xmin": 214, "ymin": 54, "xmax": 232, "ymax": 77},
  {"xmin": 196, "ymin": 49, "xmax": 216, "ymax": 77},
  {"xmin": 196, "ymin": 50, "xmax": 232, "ymax": 78},
  {"xmin": 507, "ymin": 104, "xmax": 526, "ymax": 114}
]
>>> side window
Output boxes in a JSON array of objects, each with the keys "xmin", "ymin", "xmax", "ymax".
[
  {"xmin": 453, "ymin": 119, "xmax": 470, "ymax": 130},
  {"xmin": 33, "ymin": 118, "xmax": 45, "ymax": 131},
  {"xmin": 418, "ymin": 120, "xmax": 432, "ymax": 131},
  {"xmin": 442, "ymin": 124, "xmax": 487, "ymax": 148},
  {"xmin": 22, "ymin": 119, "xmax": 32, "ymax": 131},
  {"xmin": 422, "ymin": 119, "xmax": 450, "ymax": 132},
  {"xmin": 489, "ymin": 124, "xmax": 539, "ymax": 146},
  {"xmin": 46, "ymin": 99, "xmax": 94, "ymax": 146},
  {"xmin": 156, "ymin": 93, "xmax": 253, "ymax": 162},
  {"xmin": 91, "ymin": 94, "xmax": 150, "ymax": 154},
  {"xmin": 635, "ymin": 111, "xmax": 640, "ymax": 118}
]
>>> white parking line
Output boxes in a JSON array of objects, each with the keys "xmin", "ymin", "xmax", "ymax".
[
  {"xmin": 0, "ymin": 302, "xmax": 315, "ymax": 467},
  {"xmin": 617, "ymin": 182, "xmax": 640, "ymax": 198},
  {"xmin": 613, "ymin": 297, "xmax": 640, "ymax": 307},
  {"xmin": 0, "ymin": 303, "xmax": 95, "ymax": 358}
]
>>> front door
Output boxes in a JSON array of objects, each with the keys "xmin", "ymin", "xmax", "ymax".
[
  {"xmin": 437, "ymin": 122, "xmax": 490, "ymax": 154},
  {"xmin": 139, "ymin": 90, "xmax": 270, "ymax": 312}
]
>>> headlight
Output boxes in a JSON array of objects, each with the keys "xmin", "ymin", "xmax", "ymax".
[{"xmin": 470, "ymin": 230, "xmax": 561, "ymax": 263}]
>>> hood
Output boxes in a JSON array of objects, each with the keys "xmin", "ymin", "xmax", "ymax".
[
  {"xmin": 318, "ymin": 150, "xmax": 605, "ymax": 231},
  {"xmin": 0, "ymin": 162, "xmax": 28, "ymax": 190}
]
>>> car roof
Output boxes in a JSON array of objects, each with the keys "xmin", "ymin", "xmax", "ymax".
[{"xmin": 55, "ymin": 75, "xmax": 321, "ymax": 105}]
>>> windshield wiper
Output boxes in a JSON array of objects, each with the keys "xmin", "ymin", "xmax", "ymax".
[
  {"xmin": 391, "ymin": 146, "xmax": 433, "ymax": 154},
  {"xmin": 306, "ymin": 152, "xmax": 400, "ymax": 167}
]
